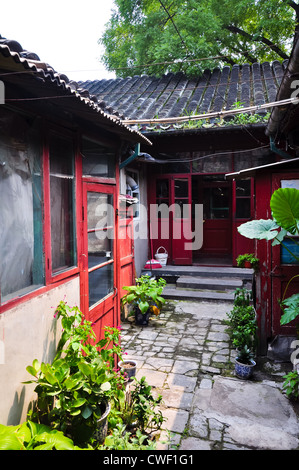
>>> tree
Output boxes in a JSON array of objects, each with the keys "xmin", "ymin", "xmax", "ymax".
[{"xmin": 99, "ymin": 0, "xmax": 298, "ymax": 78}]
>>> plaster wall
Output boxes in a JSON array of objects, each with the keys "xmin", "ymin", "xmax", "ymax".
[{"xmin": 0, "ymin": 277, "xmax": 80, "ymax": 425}]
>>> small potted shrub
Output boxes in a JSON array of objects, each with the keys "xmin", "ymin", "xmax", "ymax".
[
  {"xmin": 122, "ymin": 275, "xmax": 166, "ymax": 325},
  {"xmin": 235, "ymin": 345, "xmax": 256, "ymax": 379},
  {"xmin": 236, "ymin": 253, "xmax": 259, "ymax": 271}
]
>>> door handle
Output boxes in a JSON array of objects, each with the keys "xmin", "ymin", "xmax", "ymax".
[{"xmin": 113, "ymin": 286, "xmax": 118, "ymax": 299}]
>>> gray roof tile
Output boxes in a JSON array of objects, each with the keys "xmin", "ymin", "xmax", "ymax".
[{"xmin": 79, "ymin": 61, "xmax": 285, "ymax": 125}]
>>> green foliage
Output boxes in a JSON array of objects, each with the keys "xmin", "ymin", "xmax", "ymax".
[
  {"xmin": 122, "ymin": 275, "xmax": 166, "ymax": 314},
  {"xmin": 236, "ymin": 345, "xmax": 255, "ymax": 365},
  {"xmin": 108, "ymin": 375, "xmax": 165, "ymax": 435},
  {"xmin": 270, "ymin": 188, "xmax": 299, "ymax": 235},
  {"xmin": 100, "ymin": 0, "xmax": 295, "ymax": 77},
  {"xmin": 24, "ymin": 301, "xmax": 126, "ymax": 446},
  {"xmin": 282, "ymin": 371, "xmax": 299, "ymax": 400},
  {"xmin": 236, "ymin": 253, "xmax": 259, "ymax": 270},
  {"xmin": 102, "ymin": 424, "xmax": 156, "ymax": 450},
  {"xmin": 227, "ymin": 288, "xmax": 257, "ymax": 364},
  {"xmin": 0, "ymin": 420, "xmax": 88, "ymax": 450},
  {"xmin": 238, "ymin": 188, "xmax": 299, "ymax": 326},
  {"xmin": 280, "ymin": 292, "xmax": 299, "ymax": 325},
  {"xmin": 233, "ymin": 287, "xmax": 252, "ymax": 307}
]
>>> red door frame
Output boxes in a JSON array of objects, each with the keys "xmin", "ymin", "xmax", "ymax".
[
  {"xmin": 150, "ymin": 173, "xmax": 235, "ymax": 265},
  {"xmin": 171, "ymin": 175, "xmax": 192, "ymax": 265},
  {"xmin": 80, "ymin": 182, "xmax": 119, "ymax": 340},
  {"xmin": 271, "ymin": 172, "xmax": 299, "ymax": 336},
  {"xmin": 231, "ymin": 178, "xmax": 255, "ymax": 266}
]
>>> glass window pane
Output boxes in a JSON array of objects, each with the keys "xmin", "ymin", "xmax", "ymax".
[
  {"xmin": 88, "ymin": 263, "xmax": 114, "ymax": 307},
  {"xmin": 204, "ymin": 187, "xmax": 229, "ymax": 219},
  {"xmin": 87, "ymin": 191, "xmax": 114, "ymax": 307},
  {"xmin": 156, "ymin": 179, "xmax": 169, "ymax": 198},
  {"xmin": 49, "ymin": 133, "xmax": 76, "ymax": 273},
  {"xmin": 236, "ymin": 198, "xmax": 251, "ymax": 219},
  {"xmin": 175, "ymin": 179, "xmax": 189, "ymax": 198},
  {"xmin": 82, "ymin": 138, "xmax": 115, "ymax": 178},
  {"xmin": 0, "ymin": 110, "xmax": 44, "ymax": 302},
  {"xmin": 87, "ymin": 193, "xmax": 113, "ymax": 231},
  {"xmin": 88, "ymin": 231, "xmax": 113, "ymax": 269},
  {"xmin": 236, "ymin": 180, "xmax": 251, "ymax": 197}
]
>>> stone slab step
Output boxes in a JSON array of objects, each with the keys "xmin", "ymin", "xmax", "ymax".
[
  {"xmin": 176, "ymin": 276, "xmax": 243, "ymax": 290},
  {"xmin": 143, "ymin": 265, "xmax": 253, "ymax": 280},
  {"xmin": 163, "ymin": 286, "xmax": 235, "ymax": 302}
]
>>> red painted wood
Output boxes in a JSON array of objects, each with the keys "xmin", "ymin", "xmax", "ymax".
[
  {"xmin": 171, "ymin": 176, "xmax": 192, "ymax": 265},
  {"xmin": 232, "ymin": 179, "xmax": 254, "ymax": 266},
  {"xmin": 80, "ymin": 180, "xmax": 120, "ymax": 343},
  {"xmin": 271, "ymin": 172, "xmax": 299, "ymax": 337},
  {"xmin": 254, "ymin": 172, "xmax": 272, "ymax": 351}
]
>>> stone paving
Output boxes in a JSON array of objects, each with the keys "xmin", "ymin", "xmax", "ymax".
[{"xmin": 121, "ymin": 300, "xmax": 299, "ymax": 451}]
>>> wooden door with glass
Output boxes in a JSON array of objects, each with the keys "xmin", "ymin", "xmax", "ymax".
[{"xmin": 81, "ymin": 183, "xmax": 118, "ymax": 340}]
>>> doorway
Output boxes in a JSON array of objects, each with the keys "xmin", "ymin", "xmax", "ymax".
[
  {"xmin": 192, "ymin": 175, "xmax": 232, "ymax": 264},
  {"xmin": 151, "ymin": 174, "xmax": 233, "ymax": 266}
]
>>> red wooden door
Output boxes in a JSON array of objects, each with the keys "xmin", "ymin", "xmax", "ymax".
[
  {"xmin": 81, "ymin": 182, "xmax": 118, "ymax": 341},
  {"xmin": 271, "ymin": 173, "xmax": 299, "ymax": 336},
  {"xmin": 193, "ymin": 176, "xmax": 232, "ymax": 259},
  {"xmin": 171, "ymin": 176, "xmax": 192, "ymax": 265}
]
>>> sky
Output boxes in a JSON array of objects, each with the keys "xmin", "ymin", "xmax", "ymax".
[{"xmin": 1, "ymin": 0, "xmax": 116, "ymax": 82}]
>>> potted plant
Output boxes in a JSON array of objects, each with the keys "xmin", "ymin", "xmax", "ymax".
[
  {"xmin": 235, "ymin": 345, "xmax": 256, "ymax": 379},
  {"xmin": 118, "ymin": 359, "xmax": 137, "ymax": 381},
  {"xmin": 24, "ymin": 302, "xmax": 126, "ymax": 447},
  {"xmin": 236, "ymin": 253, "xmax": 259, "ymax": 271},
  {"xmin": 122, "ymin": 275, "xmax": 166, "ymax": 325}
]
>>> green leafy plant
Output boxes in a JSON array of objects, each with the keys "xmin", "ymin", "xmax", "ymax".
[
  {"xmin": 236, "ymin": 253, "xmax": 259, "ymax": 271},
  {"xmin": 128, "ymin": 376, "xmax": 165, "ymax": 434},
  {"xmin": 24, "ymin": 301, "xmax": 126, "ymax": 446},
  {"xmin": 282, "ymin": 371, "xmax": 299, "ymax": 400},
  {"xmin": 102, "ymin": 424, "xmax": 156, "ymax": 450},
  {"xmin": 233, "ymin": 287, "xmax": 252, "ymax": 307},
  {"xmin": 236, "ymin": 345, "xmax": 255, "ymax": 365},
  {"xmin": 227, "ymin": 288, "xmax": 257, "ymax": 365},
  {"xmin": 122, "ymin": 275, "xmax": 166, "ymax": 315},
  {"xmin": 238, "ymin": 187, "xmax": 299, "ymax": 326},
  {"xmin": 109, "ymin": 375, "xmax": 165, "ymax": 434},
  {"xmin": 0, "ymin": 420, "xmax": 87, "ymax": 450}
]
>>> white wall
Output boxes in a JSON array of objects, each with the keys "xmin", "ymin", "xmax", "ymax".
[{"xmin": 0, "ymin": 277, "xmax": 80, "ymax": 425}]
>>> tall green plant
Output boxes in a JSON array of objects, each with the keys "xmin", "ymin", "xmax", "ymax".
[
  {"xmin": 24, "ymin": 302, "xmax": 126, "ymax": 446},
  {"xmin": 238, "ymin": 187, "xmax": 299, "ymax": 326}
]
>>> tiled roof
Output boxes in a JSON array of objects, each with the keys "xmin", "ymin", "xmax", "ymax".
[
  {"xmin": 80, "ymin": 62, "xmax": 286, "ymax": 130},
  {"xmin": 0, "ymin": 37, "xmax": 150, "ymax": 144}
]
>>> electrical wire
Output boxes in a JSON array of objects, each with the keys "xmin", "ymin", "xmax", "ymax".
[
  {"xmin": 122, "ymin": 96, "xmax": 299, "ymax": 125},
  {"xmin": 152, "ymin": 144, "xmax": 270, "ymax": 164}
]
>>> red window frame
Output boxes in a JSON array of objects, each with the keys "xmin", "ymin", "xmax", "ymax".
[
  {"xmin": 43, "ymin": 127, "xmax": 82, "ymax": 285},
  {"xmin": 0, "ymin": 125, "xmax": 82, "ymax": 313}
]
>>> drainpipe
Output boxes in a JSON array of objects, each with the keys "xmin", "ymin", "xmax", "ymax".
[{"xmin": 119, "ymin": 144, "xmax": 140, "ymax": 169}]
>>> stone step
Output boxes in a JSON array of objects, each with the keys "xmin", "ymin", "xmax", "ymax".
[
  {"xmin": 144, "ymin": 265, "xmax": 253, "ymax": 282},
  {"xmin": 176, "ymin": 276, "xmax": 243, "ymax": 290},
  {"xmin": 163, "ymin": 286, "xmax": 235, "ymax": 302}
]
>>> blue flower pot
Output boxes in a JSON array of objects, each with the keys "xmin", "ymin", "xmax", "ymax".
[{"xmin": 235, "ymin": 358, "xmax": 256, "ymax": 379}]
